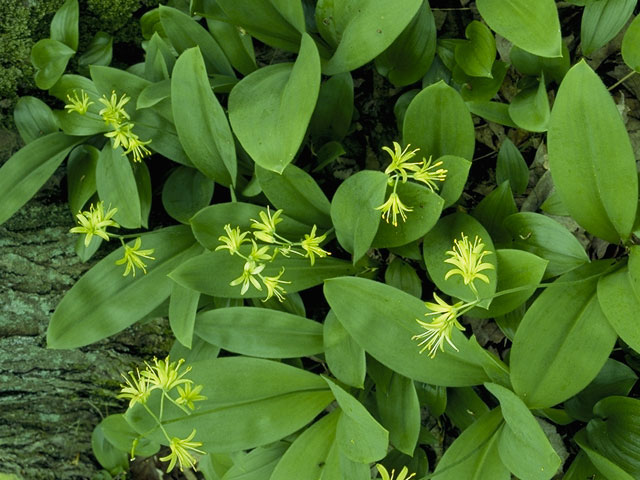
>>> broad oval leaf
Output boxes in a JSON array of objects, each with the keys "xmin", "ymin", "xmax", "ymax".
[
  {"xmin": 14, "ymin": 96, "xmax": 59, "ymax": 143},
  {"xmin": 622, "ymin": 14, "xmax": 640, "ymax": 71},
  {"xmin": 229, "ymin": 33, "xmax": 320, "ymax": 173},
  {"xmin": 168, "ymin": 282, "xmax": 199, "ymax": 349},
  {"xmin": 376, "ymin": 373, "xmax": 421, "ymax": 455},
  {"xmin": 323, "ymin": 310, "xmax": 366, "ymax": 388},
  {"xmin": 496, "ymin": 138, "xmax": 529, "ymax": 195},
  {"xmin": 221, "ymin": 442, "xmax": 287, "ymax": 480},
  {"xmin": 510, "ymin": 261, "xmax": 618, "ymax": 408},
  {"xmin": 161, "ymin": 166, "xmax": 214, "ymax": 224},
  {"xmin": 581, "ymin": 0, "xmax": 636, "ymax": 56},
  {"xmin": 438, "ymin": 155, "xmax": 472, "ymax": 208},
  {"xmin": 50, "ymin": 0, "xmax": 79, "ymax": 51},
  {"xmin": 455, "ymin": 20, "xmax": 496, "ymax": 78},
  {"xmin": 575, "ymin": 429, "xmax": 636, "ymax": 480},
  {"xmin": 324, "ymin": 277, "xmax": 489, "ymax": 387},
  {"xmin": 548, "ymin": 60, "xmax": 637, "ymax": 243},
  {"xmin": 476, "ymin": 0, "xmax": 562, "ymax": 58},
  {"xmin": 67, "ymin": 145, "xmax": 98, "ymax": 214},
  {"xmin": 309, "ymin": 72, "xmax": 354, "ymax": 144},
  {"xmin": 47, "ymin": 226, "xmax": 201, "ymax": 348},
  {"xmin": 172, "ymin": 47, "xmax": 236, "ymax": 186},
  {"xmin": 508, "ymin": 75, "xmax": 550, "ymax": 133},
  {"xmin": 403, "ymin": 81, "xmax": 475, "ymax": 161},
  {"xmin": 195, "ymin": 307, "xmax": 323, "ymax": 358},
  {"xmin": 31, "ymin": 39, "xmax": 75, "ymax": 90},
  {"xmin": 78, "ymin": 32, "xmax": 113, "ymax": 70}
]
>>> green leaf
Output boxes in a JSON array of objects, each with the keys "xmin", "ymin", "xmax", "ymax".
[
  {"xmin": 134, "ymin": 108, "xmax": 192, "ymax": 166},
  {"xmin": 169, "ymin": 282, "xmax": 199, "ymax": 349},
  {"xmin": 437, "ymin": 155, "xmax": 472, "ymax": 208},
  {"xmin": 50, "ymin": 0, "xmax": 79, "ymax": 51},
  {"xmin": 575, "ymin": 429, "xmax": 636, "ymax": 480},
  {"xmin": 90, "ymin": 65, "xmax": 150, "ymax": 103},
  {"xmin": 471, "ymin": 181, "xmax": 517, "ymax": 245},
  {"xmin": 385, "ymin": 258, "xmax": 422, "ymax": 298},
  {"xmin": 404, "ymin": 81, "xmax": 475, "ymax": 160},
  {"xmin": 172, "ymin": 47, "xmax": 236, "ymax": 186},
  {"xmin": 271, "ymin": 412, "xmax": 339, "ymax": 480},
  {"xmin": 323, "ymin": 310, "xmax": 366, "ymax": 388},
  {"xmin": 161, "ymin": 166, "xmax": 214, "ymax": 224},
  {"xmin": 622, "ymin": 14, "xmax": 640, "ymax": 71},
  {"xmin": 375, "ymin": 1, "xmax": 437, "ymax": 87},
  {"xmin": 195, "ymin": 307, "xmax": 323, "ymax": 358},
  {"xmin": 95, "ymin": 145, "xmax": 141, "ymax": 229},
  {"xmin": 126, "ymin": 357, "xmax": 334, "ymax": 452},
  {"xmin": 0, "ymin": 132, "xmax": 80, "ymax": 225},
  {"xmin": 510, "ymin": 261, "xmax": 618, "ymax": 408},
  {"xmin": 455, "ymin": 20, "xmax": 496, "ymax": 78},
  {"xmin": 496, "ymin": 138, "xmax": 528, "ymax": 195},
  {"xmin": 486, "ymin": 383, "xmax": 561, "ymax": 480},
  {"xmin": 143, "ymin": 33, "xmax": 174, "ymax": 82},
  {"xmin": 509, "ymin": 43, "xmax": 571, "ymax": 84},
  {"xmin": 445, "ymin": 387, "xmax": 490, "ymax": 431},
  {"xmin": 134, "ymin": 162, "xmax": 151, "ymax": 229},
  {"xmin": 476, "ymin": 0, "xmax": 562, "ymax": 57},
  {"xmin": 14, "ymin": 96, "xmax": 59, "ymax": 143},
  {"xmin": 467, "ymin": 249, "xmax": 547, "ymax": 319},
  {"xmin": 466, "ymin": 101, "xmax": 517, "ymax": 128},
  {"xmin": 309, "ymin": 73, "xmax": 354, "ymax": 144},
  {"xmin": 627, "ymin": 245, "xmax": 640, "ymax": 300},
  {"xmin": 433, "ymin": 409, "xmax": 509, "ymax": 479},
  {"xmin": 324, "ymin": 277, "xmax": 489, "ymax": 387},
  {"xmin": 158, "ymin": 5, "xmax": 234, "ymax": 76},
  {"xmin": 324, "ymin": 377, "xmax": 389, "ymax": 463},
  {"xmin": 47, "ymin": 226, "xmax": 200, "ymax": 348},
  {"xmin": 67, "ymin": 145, "xmax": 98, "ymax": 213},
  {"xmin": 229, "ymin": 33, "xmax": 320, "ymax": 173},
  {"xmin": 422, "ymin": 213, "xmax": 498, "ymax": 305},
  {"xmin": 508, "ymin": 75, "xmax": 550, "ymax": 132},
  {"xmin": 562, "ymin": 451, "xmax": 602, "ymax": 480},
  {"xmin": 504, "ymin": 212, "xmax": 589, "ymax": 278},
  {"xmin": 78, "ymin": 32, "xmax": 113, "ymax": 69},
  {"xmin": 376, "ymin": 373, "xmax": 420, "ymax": 455},
  {"xmin": 372, "ymin": 182, "xmax": 444, "ymax": 248},
  {"xmin": 171, "ymin": 250, "xmax": 356, "ymax": 298},
  {"xmin": 256, "ymin": 164, "xmax": 331, "ymax": 228},
  {"xmin": 330, "ymin": 170, "xmax": 388, "ymax": 262},
  {"xmin": 31, "ymin": 39, "xmax": 75, "ymax": 90},
  {"xmin": 581, "ymin": 0, "xmax": 636, "ymax": 55},
  {"xmin": 91, "ymin": 421, "xmax": 128, "ymax": 474},
  {"xmin": 455, "ymin": 60, "xmax": 509, "ymax": 103},
  {"xmin": 548, "ymin": 60, "xmax": 637, "ymax": 243},
  {"xmin": 318, "ymin": 0, "xmax": 422, "ymax": 75},
  {"xmin": 100, "ymin": 414, "xmax": 159, "ymax": 457},
  {"xmin": 597, "ymin": 266, "xmax": 640, "ymax": 354},
  {"xmin": 221, "ymin": 443, "xmax": 287, "ymax": 480}
]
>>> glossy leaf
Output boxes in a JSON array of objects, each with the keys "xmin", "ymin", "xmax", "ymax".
[
  {"xmin": 496, "ymin": 138, "xmax": 528, "ymax": 195},
  {"xmin": 581, "ymin": 0, "xmax": 636, "ymax": 55},
  {"xmin": 67, "ymin": 145, "xmax": 98, "ymax": 214},
  {"xmin": 324, "ymin": 277, "xmax": 489, "ymax": 387},
  {"xmin": 222, "ymin": 443, "xmax": 287, "ymax": 480},
  {"xmin": 48, "ymin": 226, "xmax": 200, "ymax": 348},
  {"xmin": 161, "ymin": 166, "xmax": 214, "ymax": 224},
  {"xmin": 78, "ymin": 32, "xmax": 113, "ymax": 69},
  {"xmin": 195, "ymin": 307, "xmax": 323, "ymax": 358},
  {"xmin": 575, "ymin": 429, "xmax": 636, "ymax": 480},
  {"xmin": 376, "ymin": 373, "xmax": 420, "ymax": 455},
  {"xmin": 548, "ymin": 60, "xmax": 637, "ymax": 243},
  {"xmin": 31, "ymin": 39, "xmax": 75, "ymax": 90},
  {"xmin": 229, "ymin": 33, "xmax": 320, "ymax": 173},
  {"xmin": 476, "ymin": 0, "xmax": 562, "ymax": 57},
  {"xmin": 455, "ymin": 60, "xmax": 509, "ymax": 103},
  {"xmin": 445, "ymin": 386, "xmax": 490, "ymax": 431},
  {"xmin": 100, "ymin": 414, "xmax": 159, "ymax": 457},
  {"xmin": 202, "ymin": 9, "xmax": 256, "ymax": 76},
  {"xmin": 508, "ymin": 75, "xmax": 550, "ymax": 132},
  {"xmin": 169, "ymin": 282, "xmax": 199, "ymax": 349},
  {"xmin": 437, "ymin": 155, "xmax": 472, "ymax": 208},
  {"xmin": 404, "ymin": 81, "xmax": 475, "ymax": 161},
  {"xmin": 92, "ymin": 421, "xmax": 128, "ymax": 474},
  {"xmin": 50, "ymin": 0, "xmax": 79, "ymax": 51},
  {"xmin": 14, "ymin": 96, "xmax": 59, "ymax": 144},
  {"xmin": 309, "ymin": 72, "xmax": 354, "ymax": 144},
  {"xmin": 466, "ymin": 101, "xmax": 517, "ymax": 128},
  {"xmin": 172, "ymin": 47, "xmax": 236, "ymax": 186},
  {"xmin": 134, "ymin": 108, "xmax": 192, "ymax": 166},
  {"xmin": 510, "ymin": 261, "xmax": 618, "ymax": 408},
  {"xmin": 385, "ymin": 258, "xmax": 422, "ymax": 298},
  {"xmin": 455, "ymin": 20, "xmax": 496, "ymax": 78},
  {"xmin": 471, "ymin": 181, "xmax": 517, "ymax": 244},
  {"xmin": 323, "ymin": 310, "xmax": 366, "ymax": 388},
  {"xmin": 622, "ymin": 14, "xmax": 640, "ymax": 71}
]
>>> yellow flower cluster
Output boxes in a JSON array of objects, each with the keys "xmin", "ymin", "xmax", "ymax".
[
  {"xmin": 376, "ymin": 464, "xmax": 416, "ymax": 480},
  {"xmin": 375, "ymin": 142, "xmax": 448, "ymax": 226},
  {"xmin": 412, "ymin": 233, "xmax": 495, "ymax": 358},
  {"xmin": 216, "ymin": 207, "xmax": 331, "ymax": 301}
]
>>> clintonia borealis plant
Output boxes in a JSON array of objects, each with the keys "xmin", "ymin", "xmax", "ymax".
[{"xmin": 3, "ymin": 0, "xmax": 640, "ymax": 478}]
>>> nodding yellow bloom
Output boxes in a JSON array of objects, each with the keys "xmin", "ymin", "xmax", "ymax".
[
  {"xmin": 176, "ymin": 383, "xmax": 207, "ymax": 410},
  {"xmin": 115, "ymin": 237, "xmax": 155, "ymax": 277},
  {"xmin": 159, "ymin": 429, "xmax": 205, "ymax": 473},
  {"xmin": 262, "ymin": 268, "xmax": 290, "ymax": 302},
  {"xmin": 412, "ymin": 292, "xmax": 466, "ymax": 358},
  {"xmin": 444, "ymin": 233, "xmax": 494, "ymax": 296},
  {"xmin": 250, "ymin": 206, "xmax": 283, "ymax": 243},
  {"xmin": 376, "ymin": 464, "xmax": 416, "ymax": 480},
  {"xmin": 98, "ymin": 90, "xmax": 131, "ymax": 126},
  {"xmin": 117, "ymin": 368, "xmax": 151, "ymax": 408},
  {"xmin": 104, "ymin": 122, "xmax": 133, "ymax": 150},
  {"xmin": 69, "ymin": 201, "xmax": 119, "ymax": 246},
  {"xmin": 382, "ymin": 142, "xmax": 422, "ymax": 183},
  {"xmin": 230, "ymin": 260, "xmax": 265, "ymax": 294},
  {"xmin": 300, "ymin": 225, "xmax": 331, "ymax": 266},
  {"xmin": 142, "ymin": 356, "xmax": 192, "ymax": 391},
  {"xmin": 375, "ymin": 191, "xmax": 413, "ymax": 226},
  {"xmin": 64, "ymin": 90, "xmax": 93, "ymax": 115},
  {"xmin": 248, "ymin": 240, "xmax": 272, "ymax": 263},
  {"xmin": 216, "ymin": 224, "xmax": 250, "ymax": 255},
  {"xmin": 411, "ymin": 156, "xmax": 448, "ymax": 192},
  {"xmin": 124, "ymin": 130, "xmax": 152, "ymax": 163}
]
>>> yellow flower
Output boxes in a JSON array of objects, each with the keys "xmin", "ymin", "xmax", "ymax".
[
  {"xmin": 115, "ymin": 237, "xmax": 155, "ymax": 277},
  {"xmin": 159, "ymin": 429, "xmax": 205, "ymax": 473},
  {"xmin": 300, "ymin": 225, "xmax": 331, "ymax": 266},
  {"xmin": 250, "ymin": 206, "xmax": 283, "ymax": 243},
  {"xmin": 104, "ymin": 122, "xmax": 133, "ymax": 150},
  {"xmin": 117, "ymin": 368, "xmax": 151, "ymax": 408},
  {"xmin": 262, "ymin": 268, "xmax": 290, "ymax": 302},
  {"xmin": 69, "ymin": 201, "xmax": 119, "ymax": 246},
  {"xmin": 176, "ymin": 383, "xmax": 206, "ymax": 410},
  {"xmin": 412, "ymin": 292, "xmax": 466, "ymax": 358},
  {"xmin": 230, "ymin": 260, "xmax": 265, "ymax": 294},
  {"xmin": 142, "ymin": 356, "xmax": 192, "ymax": 392},
  {"xmin": 98, "ymin": 90, "xmax": 130, "ymax": 127},
  {"xmin": 410, "ymin": 156, "xmax": 447, "ymax": 192},
  {"xmin": 375, "ymin": 191, "xmax": 413, "ymax": 227},
  {"xmin": 215, "ymin": 224, "xmax": 250, "ymax": 255},
  {"xmin": 444, "ymin": 233, "xmax": 494, "ymax": 296},
  {"xmin": 248, "ymin": 240, "xmax": 272, "ymax": 263},
  {"xmin": 124, "ymin": 130, "xmax": 152, "ymax": 163},
  {"xmin": 382, "ymin": 142, "xmax": 422, "ymax": 183},
  {"xmin": 376, "ymin": 464, "xmax": 416, "ymax": 480},
  {"xmin": 64, "ymin": 90, "xmax": 93, "ymax": 115}
]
